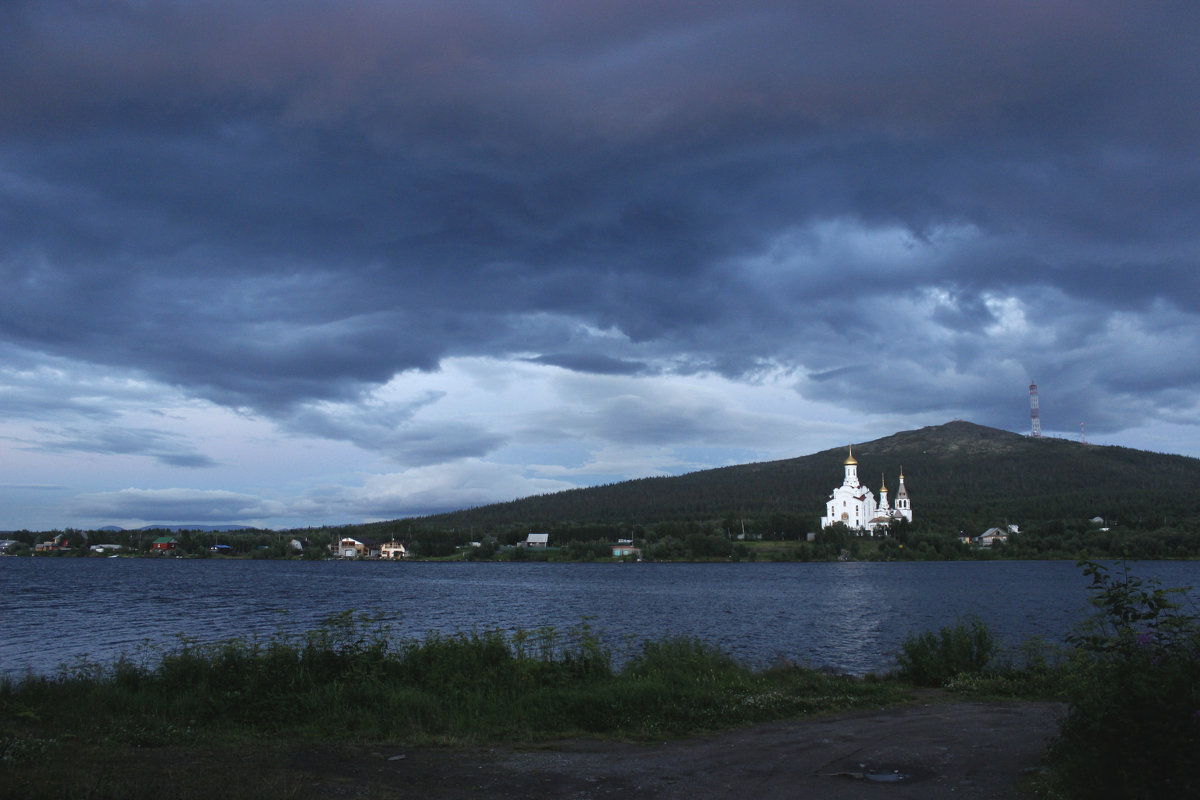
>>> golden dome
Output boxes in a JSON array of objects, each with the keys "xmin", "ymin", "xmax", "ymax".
[{"xmin": 844, "ymin": 445, "xmax": 857, "ymax": 465}]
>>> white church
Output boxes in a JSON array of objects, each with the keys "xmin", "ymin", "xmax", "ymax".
[{"xmin": 820, "ymin": 446, "xmax": 912, "ymax": 534}]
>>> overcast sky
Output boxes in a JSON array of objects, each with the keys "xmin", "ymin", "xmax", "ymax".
[{"xmin": 2, "ymin": 1, "xmax": 1198, "ymax": 531}]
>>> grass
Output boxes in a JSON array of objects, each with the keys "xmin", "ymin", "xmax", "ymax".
[{"xmin": 1, "ymin": 615, "xmax": 906, "ymax": 798}]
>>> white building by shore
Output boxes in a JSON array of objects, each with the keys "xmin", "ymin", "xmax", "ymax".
[{"xmin": 820, "ymin": 446, "xmax": 912, "ymax": 534}]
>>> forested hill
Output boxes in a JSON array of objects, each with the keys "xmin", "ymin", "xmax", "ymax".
[{"xmin": 417, "ymin": 421, "xmax": 1200, "ymax": 534}]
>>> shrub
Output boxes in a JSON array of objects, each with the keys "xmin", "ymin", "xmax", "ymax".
[
  {"xmin": 622, "ymin": 637, "xmax": 744, "ymax": 684},
  {"xmin": 896, "ymin": 615, "xmax": 995, "ymax": 686},
  {"xmin": 1047, "ymin": 561, "xmax": 1200, "ymax": 799}
]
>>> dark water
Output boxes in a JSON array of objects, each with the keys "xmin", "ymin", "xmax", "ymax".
[{"xmin": 3, "ymin": 558, "xmax": 1199, "ymax": 677}]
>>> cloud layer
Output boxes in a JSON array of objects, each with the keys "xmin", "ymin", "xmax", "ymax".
[{"xmin": 1, "ymin": 1, "xmax": 1198, "ymax": 528}]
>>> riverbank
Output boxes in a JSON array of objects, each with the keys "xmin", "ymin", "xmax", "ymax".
[
  {"xmin": 4, "ymin": 561, "xmax": 1198, "ymax": 798},
  {"xmin": 0, "ymin": 694, "xmax": 1067, "ymax": 800}
]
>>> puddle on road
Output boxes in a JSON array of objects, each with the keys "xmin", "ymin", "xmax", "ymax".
[
  {"xmin": 865, "ymin": 771, "xmax": 910, "ymax": 783},
  {"xmin": 824, "ymin": 767, "xmax": 921, "ymax": 784}
]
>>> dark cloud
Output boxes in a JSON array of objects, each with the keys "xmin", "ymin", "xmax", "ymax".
[
  {"xmin": 67, "ymin": 488, "xmax": 280, "ymax": 523},
  {"xmin": 525, "ymin": 353, "xmax": 647, "ymax": 375},
  {"xmin": 282, "ymin": 395, "xmax": 508, "ymax": 466},
  {"xmin": 25, "ymin": 426, "xmax": 219, "ymax": 469},
  {"xmin": 1, "ymin": 0, "xmax": 1198, "ymax": 440}
]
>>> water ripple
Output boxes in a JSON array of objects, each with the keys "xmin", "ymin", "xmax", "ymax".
[{"xmin": 3, "ymin": 559, "xmax": 1198, "ymax": 677}]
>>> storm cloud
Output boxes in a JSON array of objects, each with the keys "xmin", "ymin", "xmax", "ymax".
[{"xmin": 2, "ymin": 1, "xmax": 1198, "ymax": 528}]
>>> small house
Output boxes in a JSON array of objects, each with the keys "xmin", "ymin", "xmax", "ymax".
[
  {"xmin": 522, "ymin": 533, "xmax": 550, "ymax": 548},
  {"xmin": 150, "ymin": 536, "xmax": 179, "ymax": 552},
  {"xmin": 36, "ymin": 532, "xmax": 73, "ymax": 552},
  {"xmin": 977, "ymin": 527, "xmax": 1009, "ymax": 547},
  {"xmin": 337, "ymin": 538, "xmax": 365, "ymax": 558},
  {"xmin": 381, "ymin": 541, "xmax": 407, "ymax": 560},
  {"xmin": 336, "ymin": 537, "xmax": 382, "ymax": 558},
  {"xmin": 611, "ymin": 544, "xmax": 641, "ymax": 559}
]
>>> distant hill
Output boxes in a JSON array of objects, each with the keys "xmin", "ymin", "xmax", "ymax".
[
  {"xmin": 416, "ymin": 421, "xmax": 1200, "ymax": 533},
  {"xmin": 127, "ymin": 524, "xmax": 261, "ymax": 533}
]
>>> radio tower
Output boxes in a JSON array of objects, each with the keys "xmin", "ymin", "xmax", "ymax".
[{"xmin": 1029, "ymin": 382, "xmax": 1042, "ymax": 438}]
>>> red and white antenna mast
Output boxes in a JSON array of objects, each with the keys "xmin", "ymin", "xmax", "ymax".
[{"xmin": 1029, "ymin": 382, "xmax": 1042, "ymax": 438}]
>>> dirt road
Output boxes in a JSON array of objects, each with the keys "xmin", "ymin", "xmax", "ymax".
[{"xmin": 288, "ymin": 698, "xmax": 1066, "ymax": 799}]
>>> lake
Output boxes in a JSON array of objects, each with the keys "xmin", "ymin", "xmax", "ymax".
[{"xmin": 3, "ymin": 558, "xmax": 1199, "ymax": 677}]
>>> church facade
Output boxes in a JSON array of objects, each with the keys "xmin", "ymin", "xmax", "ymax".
[{"xmin": 819, "ymin": 446, "xmax": 912, "ymax": 533}]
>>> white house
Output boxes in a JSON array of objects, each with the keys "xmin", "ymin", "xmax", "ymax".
[
  {"xmin": 337, "ymin": 538, "xmax": 364, "ymax": 558},
  {"xmin": 523, "ymin": 533, "xmax": 550, "ymax": 548},
  {"xmin": 820, "ymin": 446, "xmax": 912, "ymax": 534},
  {"xmin": 336, "ymin": 537, "xmax": 382, "ymax": 558},
  {"xmin": 381, "ymin": 541, "xmax": 407, "ymax": 560}
]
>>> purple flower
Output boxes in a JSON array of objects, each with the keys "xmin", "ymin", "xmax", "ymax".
[{"xmin": 1137, "ymin": 630, "xmax": 1155, "ymax": 648}]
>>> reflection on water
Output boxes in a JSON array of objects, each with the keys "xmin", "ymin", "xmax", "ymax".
[{"xmin": 2, "ymin": 558, "xmax": 1198, "ymax": 677}]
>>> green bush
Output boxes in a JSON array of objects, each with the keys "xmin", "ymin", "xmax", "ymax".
[
  {"xmin": 622, "ymin": 636, "xmax": 744, "ymax": 683},
  {"xmin": 1047, "ymin": 561, "xmax": 1200, "ymax": 799},
  {"xmin": 896, "ymin": 615, "xmax": 995, "ymax": 686}
]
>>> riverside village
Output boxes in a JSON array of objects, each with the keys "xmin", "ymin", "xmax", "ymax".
[{"xmin": 4, "ymin": 441, "xmax": 1024, "ymax": 559}]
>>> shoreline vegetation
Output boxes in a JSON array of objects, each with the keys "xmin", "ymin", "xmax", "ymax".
[
  {"xmin": 6, "ymin": 515, "xmax": 1200, "ymax": 563},
  {"xmin": 3, "ymin": 562, "xmax": 1198, "ymax": 798}
]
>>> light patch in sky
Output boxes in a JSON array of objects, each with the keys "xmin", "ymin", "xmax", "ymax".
[
  {"xmin": 3, "ymin": 1, "xmax": 1200, "ymax": 529},
  {"xmin": 1, "ymin": 355, "xmax": 920, "ymax": 530}
]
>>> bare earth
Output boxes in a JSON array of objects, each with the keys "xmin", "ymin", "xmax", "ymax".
[{"xmin": 274, "ymin": 698, "xmax": 1066, "ymax": 799}]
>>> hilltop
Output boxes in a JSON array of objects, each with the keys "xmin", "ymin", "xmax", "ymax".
[{"xmin": 417, "ymin": 420, "xmax": 1200, "ymax": 534}]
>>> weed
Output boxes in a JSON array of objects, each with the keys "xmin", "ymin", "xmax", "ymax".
[
  {"xmin": 895, "ymin": 615, "xmax": 996, "ymax": 686},
  {"xmin": 0, "ymin": 733, "xmax": 58, "ymax": 765}
]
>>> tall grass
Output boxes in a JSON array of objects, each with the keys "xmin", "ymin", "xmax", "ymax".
[
  {"xmin": 895, "ymin": 614, "xmax": 996, "ymax": 686},
  {"xmin": 1, "ymin": 614, "xmax": 901, "ymax": 750}
]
